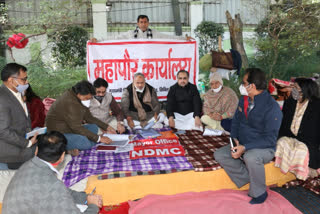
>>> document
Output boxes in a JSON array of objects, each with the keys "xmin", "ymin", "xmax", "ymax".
[
  {"xmin": 138, "ymin": 129, "xmax": 161, "ymax": 139},
  {"xmin": 102, "ymin": 134, "xmax": 130, "ymax": 147},
  {"xmin": 25, "ymin": 127, "xmax": 47, "ymax": 139},
  {"xmin": 174, "ymin": 112, "xmax": 203, "ymax": 131},
  {"xmin": 115, "ymin": 144, "xmax": 134, "ymax": 153},
  {"xmin": 203, "ymin": 128, "xmax": 223, "ymax": 136},
  {"xmin": 76, "ymin": 204, "xmax": 88, "ymax": 212},
  {"xmin": 102, "ymin": 134, "xmax": 130, "ymax": 141}
]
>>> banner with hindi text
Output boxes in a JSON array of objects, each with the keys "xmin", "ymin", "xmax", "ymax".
[{"xmin": 87, "ymin": 40, "xmax": 199, "ymax": 101}]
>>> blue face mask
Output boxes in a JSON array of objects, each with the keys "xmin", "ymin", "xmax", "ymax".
[{"xmin": 15, "ymin": 79, "xmax": 29, "ymax": 93}]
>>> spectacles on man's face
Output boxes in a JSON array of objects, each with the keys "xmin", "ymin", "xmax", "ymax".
[
  {"xmin": 178, "ymin": 77, "xmax": 188, "ymax": 80},
  {"xmin": 13, "ymin": 76, "xmax": 28, "ymax": 83}
]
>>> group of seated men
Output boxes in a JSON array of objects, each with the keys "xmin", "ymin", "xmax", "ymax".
[
  {"xmin": 44, "ymin": 70, "xmax": 211, "ymax": 153},
  {"xmin": 0, "ymin": 62, "xmax": 240, "ymax": 169},
  {"xmin": 1, "ymin": 61, "xmax": 285, "ymax": 207}
]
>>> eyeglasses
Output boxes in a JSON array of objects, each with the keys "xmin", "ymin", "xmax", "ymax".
[
  {"xmin": 13, "ymin": 76, "xmax": 28, "ymax": 82},
  {"xmin": 178, "ymin": 77, "xmax": 188, "ymax": 80}
]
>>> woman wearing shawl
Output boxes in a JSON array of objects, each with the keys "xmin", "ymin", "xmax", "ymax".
[
  {"xmin": 275, "ymin": 78, "xmax": 320, "ymax": 180},
  {"xmin": 201, "ymin": 72, "xmax": 238, "ymax": 131}
]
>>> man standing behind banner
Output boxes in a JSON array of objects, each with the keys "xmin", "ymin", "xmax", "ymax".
[
  {"xmin": 90, "ymin": 78, "xmax": 125, "ymax": 134},
  {"xmin": 91, "ymin": 15, "xmax": 192, "ymax": 41},
  {"xmin": 121, "ymin": 73, "xmax": 165, "ymax": 129},
  {"xmin": 166, "ymin": 70, "xmax": 202, "ymax": 130}
]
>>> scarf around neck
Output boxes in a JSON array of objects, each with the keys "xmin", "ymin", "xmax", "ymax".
[
  {"xmin": 134, "ymin": 26, "xmax": 152, "ymax": 39},
  {"xmin": 132, "ymin": 85, "xmax": 152, "ymax": 127}
]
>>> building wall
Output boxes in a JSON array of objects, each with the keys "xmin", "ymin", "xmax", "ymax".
[{"xmin": 5, "ymin": 0, "xmax": 268, "ymax": 27}]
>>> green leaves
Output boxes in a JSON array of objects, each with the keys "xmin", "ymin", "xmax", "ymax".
[
  {"xmin": 253, "ymin": 2, "xmax": 320, "ymax": 79},
  {"xmin": 51, "ymin": 26, "xmax": 88, "ymax": 68},
  {"xmin": 194, "ymin": 21, "xmax": 224, "ymax": 57}
]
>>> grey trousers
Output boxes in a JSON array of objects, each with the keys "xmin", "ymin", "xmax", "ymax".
[{"xmin": 214, "ymin": 145, "xmax": 275, "ymax": 197}]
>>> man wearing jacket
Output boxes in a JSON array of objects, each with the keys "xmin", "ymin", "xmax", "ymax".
[
  {"xmin": 2, "ymin": 131, "xmax": 103, "ymax": 214},
  {"xmin": 214, "ymin": 68, "xmax": 283, "ymax": 204},
  {"xmin": 0, "ymin": 63, "xmax": 38, "ymax": 169},
  {"xmin": 46, "ymin": 80, "xmax": 115, "ymax": 151}
]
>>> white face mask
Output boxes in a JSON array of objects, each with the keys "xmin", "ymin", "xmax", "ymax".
[
  {"xmin": 14, "ymin": 79, "xmax": 29, "ymax": 93},
  {"xmin": 212, "ymin": 85, "xmax": 222, "ymax": 93},
  {"xmin": 135, "ymin": 86, "xmax": 145, "ymax": 93},
  {"xmin": 239, "ymin": 84, "xmax": 248, "ymax": 96},
  {"xmin": 81, "ymin": 100, "xmax": 91, "ymax": 108}
]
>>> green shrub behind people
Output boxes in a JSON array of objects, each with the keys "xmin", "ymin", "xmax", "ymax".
[{"xmin": 51, "ymin": 26, "xmax": 88, "ymax": 68}]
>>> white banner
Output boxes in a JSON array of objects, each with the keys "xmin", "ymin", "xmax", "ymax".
[{"xmin": 87, "ymin": 40, "xmax": 199, "ymax": 101}]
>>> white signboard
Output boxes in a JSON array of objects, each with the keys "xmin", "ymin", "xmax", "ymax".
[{"xmin": 87, "ymin": 40, "xmax": 199, "ymax": 101}]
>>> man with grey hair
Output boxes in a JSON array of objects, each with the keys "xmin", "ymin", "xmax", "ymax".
[{"xmin": 121, "ymin": 73, "xmax": 164, "ymax": 129}]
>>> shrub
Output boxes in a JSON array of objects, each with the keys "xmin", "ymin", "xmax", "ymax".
[
  {"xmin": 194, "ymin": 21, "xmax": 224, "ymax": 57},
  {"xmin": 51, "ymin": 26, "xmax": 88, "ymax": 68},
  {"xmin": 27, "ymin": 61, "xmax": 87, "ymax": 98}
]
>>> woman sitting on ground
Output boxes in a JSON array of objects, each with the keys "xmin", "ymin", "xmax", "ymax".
[
  {"xmin": 24, "ymin": 85, "xmax": 46, "ymax": 129},
  {"xmin": 201, "ymin": 72, "xmax": 238, "ymax": 131},
  {"xmin": 275, "ymin": 78, "xmax": 320, "ymax": 180}
]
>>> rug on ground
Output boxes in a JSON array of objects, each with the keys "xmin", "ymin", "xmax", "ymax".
[
  {"xmin": 178, "ymin": 130, "xmax": 229, "ymax": 171},
  {"xmin": 62, "ymin": 127, "xmax": 193, "ymax": 187}
]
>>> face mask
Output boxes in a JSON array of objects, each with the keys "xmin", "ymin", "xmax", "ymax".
[
  {"xmin": 291, "ymin": 87, "xmax": 301, "ymax": 101},
  {"xmin": 135, "ymin": 86, "xmax": 145, "ymax": 93},
  {"xmin": 94, "ymin": 95, "xmax": 104, "ymax": 103},
  {"xmin": 14, "ymin": 79, "xmax": 29, "ymax": 93},
  {"xmin": 212, "ymin": 85, "xmax": 222, "ymax": 93},
  {"xmin": 81, "ymin": 100, "xmax": 91, "ymax": 108},
  {"xmin": 239, "ymin": 84, "xmax": 248, "ymax": 96}
]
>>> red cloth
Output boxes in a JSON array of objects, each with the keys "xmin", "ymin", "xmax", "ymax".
[
  {"xmin": 6, "ymin": 33, "xmax": 29, "ymax": 49},
  {"xmin": 244, "ymin": 95, "xmax": 249, "ymax": 119},
  {"xmin": 42, "ymin": 97, "xmax": 56, "ymax": 115},
  {"xmin": 99, "ymin": 202, "xmax": 129, "ymax": 214},
  {"xmin": 27, "ymin": 97, "xmax": 46, "ymax": 129},
  {"xmin": 128, "ymin": 189, "xmax": 301, "ymax": 214}
]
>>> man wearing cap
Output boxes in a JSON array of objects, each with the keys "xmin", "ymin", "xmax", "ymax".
[{"xmin": 201, "ymin": 72, "xmax": 238, "ymax": 131}]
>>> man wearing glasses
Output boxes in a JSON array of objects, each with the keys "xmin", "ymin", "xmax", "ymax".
[
  {"xmin": 214, "ymin": 68, "xmax": 283, "ymax": 204},
  {"xmin": 166, "ymin": 70, "xmax": 202, "ymax": 130},
  {"xmin": 0, "ymin": 63, "xmax": 38, "ymax": 170}
]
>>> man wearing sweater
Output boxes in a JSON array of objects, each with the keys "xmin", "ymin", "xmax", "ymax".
[{"xmin": 214, "ymin": 68, "xmax": 282, "ymax": 204}]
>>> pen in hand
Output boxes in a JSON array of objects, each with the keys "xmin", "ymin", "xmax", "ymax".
[{"xmin": 84, "ymin": 187, "xmax": 96, "ymax": 205}]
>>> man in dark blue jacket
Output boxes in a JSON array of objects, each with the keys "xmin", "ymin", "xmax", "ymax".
[{"xmin": 214, "ymin": 68, "xmax": 282, "ymax": 204}]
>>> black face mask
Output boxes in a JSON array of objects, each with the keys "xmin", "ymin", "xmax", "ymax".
[{"xmin": 94, "ymin": 95, "xmax": 104, "ymax": 103}]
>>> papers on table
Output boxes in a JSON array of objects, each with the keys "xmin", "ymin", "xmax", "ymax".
[
  {"xmin": 203, "ymin": 128, "xmax": 223, "ymax": 136},
  {"xmin": 25, "ymin": 127, "xmax": 47, "ymax": 139}
]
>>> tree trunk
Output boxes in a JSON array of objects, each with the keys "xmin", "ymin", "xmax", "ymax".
[{"xmin": 225, "ymin": 10, "xmax": 249, "ymax": 69}]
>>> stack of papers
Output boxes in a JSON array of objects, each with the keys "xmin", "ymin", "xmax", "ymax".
[
  {"xmin": 138, "ymin": 129, "xmax": 161, "ymax": 139},
  {"xmin": 97, "ymin": 134, "xmax": 133, "ymax": 153},
  {"xmin": 203, "ymin": 128, "xmax": 223, "ymax": 136}
]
